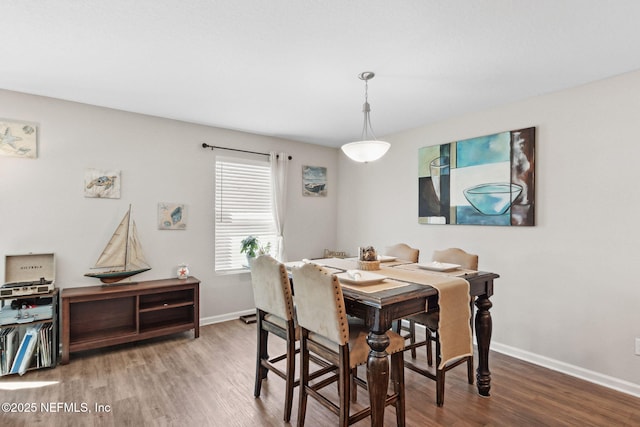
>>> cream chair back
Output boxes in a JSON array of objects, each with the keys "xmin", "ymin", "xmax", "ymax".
[
  {"xmin": 432, "ymin": 248, "xmax": 478, "ymax": 270},
  {"xmin": 385, "ymin": 243, "xmax": 420, "ymax": 263},
  {"xmin": 291, "ymin": 263, "xmax": 349, "ymax": 346},
  {"xmin": 250, "ymin": 255, "xmax": 294, "ymax": 321}
]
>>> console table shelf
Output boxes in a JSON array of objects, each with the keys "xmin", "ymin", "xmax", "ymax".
[{"xmin": 61, "ymin": 277, "xmax": 199, "ymax": 364}]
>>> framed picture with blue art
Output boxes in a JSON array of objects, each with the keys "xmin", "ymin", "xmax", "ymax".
[
  {"xmin": 158, "ymin": 203, "xmax": 187, "ymax": 230},
  {"xmin": 0, "ymin": 120, "xmax": 38, "ymax": 158},
  {"xmin": 302, "ymin": 165, "xmax": 327, "ymax": 197},
  {"xmin": 418, "ymin": 127, "xmax": 535, "ymax": 226}
]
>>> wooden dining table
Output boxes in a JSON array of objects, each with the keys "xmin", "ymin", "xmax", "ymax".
[{"xmin": 289, "ymin": 258, "xmax": 499, "ymax": 427}]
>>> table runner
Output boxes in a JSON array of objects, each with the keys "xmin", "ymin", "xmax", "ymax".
[
  {"xmin": 311, "ymin": 258, "xmax": 472, "ymax": 369},
  {"xmin": 379, "ymin": 264, "xmax": 472, "ymax": 368}
]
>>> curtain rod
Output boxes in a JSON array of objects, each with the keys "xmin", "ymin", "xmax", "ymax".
[{"xmin": 201, "ymin": 143, "xmax": 292, "ymax": 160}]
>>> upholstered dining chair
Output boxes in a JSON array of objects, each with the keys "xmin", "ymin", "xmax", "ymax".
[
  {"xmin": 425, "ymin": 248, "xmax": 479, "ymax": 364},
  {"xmin": 292, "ymin": 263, "xmax": 406, "ymax": 426},
  {"xmin": 401, "ymin": 247, "xmax": 478, "ymax": 406},
  {"xmin": 250, "ymin": 255, "xmax": 298, "ymax": 421},
  {"xmin": 384, "ymin": 243, "xmax": 420, "ymax": 263},
  {"xmin": 250, "ymin": 255, "xmax": 334, "ymax": 421},
  {"xmin": 385, "ymin": 243, "xmax": 421, "ymax": 357},
  {"xmin": 433, "ymin": 248, "xmax": 479, "ymax": 271}
]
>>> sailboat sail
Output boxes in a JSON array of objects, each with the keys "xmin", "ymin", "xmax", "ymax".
[
  {"xmin": 126, "ymin": 220, "xmax": 149, "ymax": 269},
  {"xmin": 94, "ymin": 209, "xmax": 130, "ymax": 269},
  {"xmin": 86, "ymin": 205, "xmax": 151, "ymax": 283}
]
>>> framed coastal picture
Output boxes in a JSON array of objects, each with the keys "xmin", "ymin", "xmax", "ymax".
[
  {"xmin": 0, "ymin": 120, "xmax": 38, "ymax": 158},
  {"xmin": 84, "ymin": 169, "xmax": 121, "ymax": 199},
  {"xmin": 158, "ymin": 202, "xmax": 186, "ymax": 230},
  {"xmin": 418, "ymin": 127, "xmax": 535, "ymax": 226},
  {"xmin": 302, "ymin": 165, "xmax": 327, "ymax": 197}
]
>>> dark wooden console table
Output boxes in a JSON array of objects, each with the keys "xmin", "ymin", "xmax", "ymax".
[{"xmin": 61, "ymin": 277, "xmax": 199, "ymax": 364}]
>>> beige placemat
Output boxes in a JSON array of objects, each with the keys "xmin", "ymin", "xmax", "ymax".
[
  {"xmin": 393, "ymin": 263, "xmax": 477, "ymax": 277},
  {"xmin": 310, "ymin": 257, "xmax": 358, "ymax": 271},
  {"xmin": 339, "ymin": 278, "xmax": 411, "ymax": 294}
]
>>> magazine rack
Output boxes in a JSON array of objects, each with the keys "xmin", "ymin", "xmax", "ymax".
[{"xmin": 0, "ymin": 289, "xmax": 59, "ymax": 376}]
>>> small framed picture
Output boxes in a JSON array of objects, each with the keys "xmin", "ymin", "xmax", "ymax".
[
  {"xmin": 303, "ymin": 165, "xmax": 327, "ymax": 197},
  {"xmin": 158, "ymin": 203, "xmax": 187, "ymax": 230},
  {"xmin": 0, "ymin": 120, "xmax": 38, "ymax": 158},
  {"xmin": 84, "ymin": 169, "xmax": 121, "ymax": 199}
]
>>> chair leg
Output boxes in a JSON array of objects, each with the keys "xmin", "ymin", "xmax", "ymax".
[
  {"xmin": 467, "ymin": 355, "xmax": 474, "ymax": 385},
  {"xmin": 391, "ymin": 352, "xmax": 406, "ymax": 427},
  {"xmin": 297, "ymin": 332, "xmax": 310, "ymax": 427},
  {"xmin": 426, "ymin": 328, "xmax": 434, "ymax": 366},
  {"xmin": 350, "ymin": 367, "xmax": 358, "ymax": 402},
  {"xmin": 436, "ymin": 368, "xmax": 445, "ymax": 407},
  {"xmin": 338, "ymin": 348, "xmax": 351, "ymax": 427},
  {"xmin": 434, "ymin": 331, "xmax": 442, "ymax": 368},
  {"xmin": 284, "ymin": 332, "xmax": 296, "ymax": 422},
  {"xmin": 254, "ymin": 311, "xmax": 268, "ymax": 397},
  {"xmin": 409, "ymin": 320, "xmax": 417, "ymax": 359}
]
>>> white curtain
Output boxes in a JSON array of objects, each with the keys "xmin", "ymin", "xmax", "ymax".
[{"xmin": 270, "ymin": 152, "xmax": 289, "ymax": 261}]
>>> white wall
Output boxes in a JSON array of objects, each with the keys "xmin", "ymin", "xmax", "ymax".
[
  {"xmin": 4, "ymin": 69, "xmax": 640, "ymax": 397},
  {"xmin": 337, "ymin": 70, "xmax": 640, "ymax": 395},
  {"xmin": 0, "ymin": 89, "xmax": 339, "ymax": 322}
]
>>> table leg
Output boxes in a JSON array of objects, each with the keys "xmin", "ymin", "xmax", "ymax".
[
  {"xmin": 475, "ymin": 295, "xmax": 493, "ymax": 396},
  {"xmin": 366, "ymin": 330, "xmax": 390, "ymax": 427},
  {"xmin": 61, "ymin": 297, "xmax": 70, "ymax": 365}
]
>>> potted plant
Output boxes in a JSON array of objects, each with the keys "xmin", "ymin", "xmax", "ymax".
[{"xmin": 241, "ymin": 236, "xmax": 272, "ymax": 264}]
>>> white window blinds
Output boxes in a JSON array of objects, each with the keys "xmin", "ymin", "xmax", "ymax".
[{"xmin": 215, "ymin": 156, "xmax": 277, "ymax": 272}]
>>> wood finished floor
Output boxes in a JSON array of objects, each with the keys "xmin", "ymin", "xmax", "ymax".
[{"xmin": 2, "ymin": 320, "xmax": 639, "ymax": 426}]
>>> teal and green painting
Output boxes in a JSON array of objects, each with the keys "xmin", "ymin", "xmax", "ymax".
[{"xmin": 418, "ymin": 127, "xmax": 535, "ymax": 226}]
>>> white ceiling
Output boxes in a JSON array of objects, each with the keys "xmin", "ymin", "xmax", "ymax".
[{"xmin": 3, "ymin": 1, "xmax": 640, "ymax": 147}]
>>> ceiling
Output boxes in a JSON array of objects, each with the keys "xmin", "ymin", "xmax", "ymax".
[{"xmin": 3, "ymin": 1, "xmax": 640, "ymax": 147}]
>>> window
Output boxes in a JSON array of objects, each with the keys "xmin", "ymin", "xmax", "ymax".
[{"xmin": 215, "ymin": 155, "xmax": 277, "ymax": 272}]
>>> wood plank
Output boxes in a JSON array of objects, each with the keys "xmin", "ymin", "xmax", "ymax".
[{"xmin": 3, "ymin": 320, "xmax": 639, "ymax": 426}]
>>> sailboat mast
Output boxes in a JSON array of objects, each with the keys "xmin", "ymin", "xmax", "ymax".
[{"xmin": 124, "ymin": 204, "xmax": 131, "ymax": 270}]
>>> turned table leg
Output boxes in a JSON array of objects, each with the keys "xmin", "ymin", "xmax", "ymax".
[
  {"xmin": 475, "ymin": 295, "xmax": 493, "ymax": 396},
  {"xmin": 366, "ymin": 330, "xmax": 390, "ymax": 427}
]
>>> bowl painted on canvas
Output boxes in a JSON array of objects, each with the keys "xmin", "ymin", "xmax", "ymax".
[{"xmin": 463, "ymin": 183, "xmax": 523, "ymax": 215}]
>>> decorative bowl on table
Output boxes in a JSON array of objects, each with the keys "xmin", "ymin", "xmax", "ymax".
[{"xmin": 358, "ymin": 245, "xmax": 380, "ymax": 270}]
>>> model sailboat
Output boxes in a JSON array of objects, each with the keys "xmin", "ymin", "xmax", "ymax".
[{"xmin": 85, "ymin": 205, "xmax": 151, "ymax": 283}]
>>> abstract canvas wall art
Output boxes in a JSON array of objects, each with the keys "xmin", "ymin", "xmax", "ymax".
[{"xmin": 418, "ymin": 127, "xmax": 535, "ymax": 226}]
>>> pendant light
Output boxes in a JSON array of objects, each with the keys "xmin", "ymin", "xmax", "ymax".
[{"xmin": 341, "ymin": 71, "xmax": 391, "ymax": 163}]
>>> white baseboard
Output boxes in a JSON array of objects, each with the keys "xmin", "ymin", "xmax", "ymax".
[
  {"xmin": 408, "ymin": 321, "xmax": 640, "ymax": 398},
  {"xmin": 490, "ymin": 341, "xmax": 640, "ymax": 398},
  {"xmin": 200, "ymin": 309, "xmax": 255, "ymax": 326}
]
